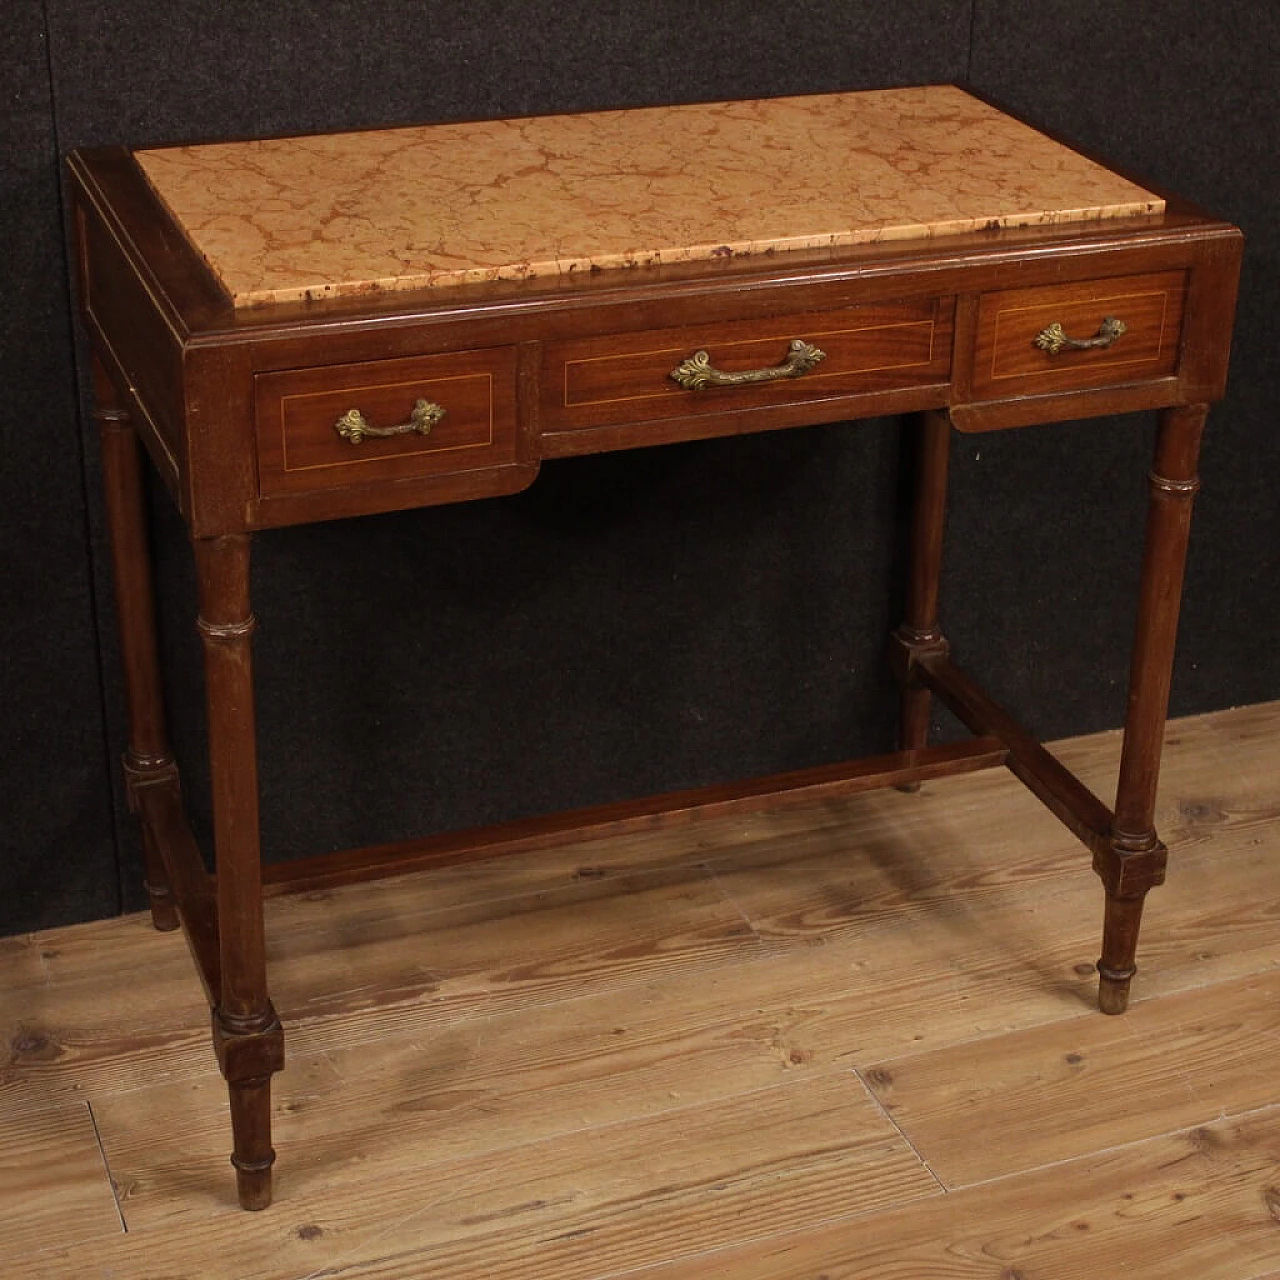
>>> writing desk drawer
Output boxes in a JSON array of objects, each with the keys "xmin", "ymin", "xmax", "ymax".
[
  {"xmin": 971, "ymin": 271, "xmax": 1186, "ymax": 400},
  {"xmin": 255, "ymin": 347, "xmax": 518, "ymax": 497},
  {"xmin": 541, "ymin": 298, "xmax": 953, "ymax": 436}
]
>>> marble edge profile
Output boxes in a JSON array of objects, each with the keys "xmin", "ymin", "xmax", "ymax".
[{"xmin": 221, "ymin": 199, "xmax": 1165, "ymax": 308}]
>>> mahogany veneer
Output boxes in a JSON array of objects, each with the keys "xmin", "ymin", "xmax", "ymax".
[{"xmin": 68, "ymin": 86, "xmax": 1242, "ymax": 1210}]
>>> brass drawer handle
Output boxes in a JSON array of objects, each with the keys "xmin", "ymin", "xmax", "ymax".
[
  {"xmin": 334, "ymin": 398, "xmax": 445, "ymax": 444},
  {"xmin": 669, "ymin": 338, "xmax": 826, "ymax": 390},
  {"xmin": 1033, "ymin": 315, "xmax": 1127, "ymax": 355}
]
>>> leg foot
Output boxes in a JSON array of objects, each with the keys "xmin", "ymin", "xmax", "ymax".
[
  {"xmin": 1097, "ymin": 968, "xmax": 1134, "ymax": 1016},
  {"xmin": 894, "ymin": 681, "xmax": 934, "ymax": 792},
  {"xmin": 1095, "ymin": 885, "xmax": 1151, "ymax": 1015},
  {"xmin": 122, "ymin": 755, "xmax": 183, "ymax": 931},
  {"xmin": 889, "ymin": 627, "xmax": 950, "ymax": 793},
  {"xmin": 229, "ymin": 1076, "xmax": 276, "ymax": 1210},
  {"xmin": 144, "ymin": 884, "xmax": 181, "ymax": 932},
  {"xmin": 140, "ymin": 825, "xmax": 181, "ymax": 931},
  {"xmin": 213, "ymin": 1008, "xmax": 284, "ymax": 1211}
]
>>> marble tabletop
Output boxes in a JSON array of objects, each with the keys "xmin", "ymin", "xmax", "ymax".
[{"xmin": 135, "ymin": 86, "xmax": 1163, "ymax": 309}]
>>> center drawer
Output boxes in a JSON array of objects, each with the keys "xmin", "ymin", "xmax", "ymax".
[{"xmin": 540, "ymin": 298, "xmax": 953, "ymax": 440}]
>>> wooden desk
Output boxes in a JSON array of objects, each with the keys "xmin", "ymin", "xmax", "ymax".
[{"xmin": 68, "ymin": 86, "xmax": 1242, "ymax": 1210}]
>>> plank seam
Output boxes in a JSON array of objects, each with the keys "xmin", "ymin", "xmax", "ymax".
[
  {"xmin": 85, "ymin": 1099, "xmax": 128, "ymax": 1235},
  {"xmin": 706, "ymin": 861, "xmax": 766, "ymax": 941},
  {"xmin": 851, "ymin": 1066, "xmax": 947, "ymax": 1195}
]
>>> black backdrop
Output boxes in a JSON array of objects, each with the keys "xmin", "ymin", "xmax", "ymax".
[{"xmin": 3, "ymin": 2, "xmax": 1276, "ymax": 934}]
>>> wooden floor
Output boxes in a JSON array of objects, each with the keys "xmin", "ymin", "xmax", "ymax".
[{"xmin": 3, "ymin": 702, "xmax": 1280, "ymax": 1279}]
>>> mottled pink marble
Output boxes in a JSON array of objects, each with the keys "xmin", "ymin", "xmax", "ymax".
[{"xmin": 135, "ymin": 86, "xmax": 1163, "ymax": 308}]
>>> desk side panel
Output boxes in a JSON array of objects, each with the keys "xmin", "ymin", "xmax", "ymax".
[
  {"xmin": 1174, "ymin": 229, "xmax": 1244, "ymax": 405},
  {"xmin": 74, "ymin": 196, "xmax": 187, "ymax": 506},
  {"xmin": 70, "ymin": 147, "xmax": 251, "ymax": 532}
]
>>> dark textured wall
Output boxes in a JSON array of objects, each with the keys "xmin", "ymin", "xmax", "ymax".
[
  {"xmin": 965, "ymin": 0, "xmax": 1280, "ymax": 722},
  {"xmin": 2, "ymin": 2, "xmax": 1276, "ymax": 935},
  {"xmin": 0, "ymin": 3, "xmax": 119, "ymax": 928}
]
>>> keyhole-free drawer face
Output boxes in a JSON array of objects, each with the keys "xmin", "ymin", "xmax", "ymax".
[
  {"xmin": 540, "ymin": 297, "xmax": 954, "ymax": 439},
  {"xmin": 970, "ymin": 271, "xmax": 1187, "ymax": 400},
  {"xmin": 254, "ymin": 347, "xmax": 519, "ymax": 497}
]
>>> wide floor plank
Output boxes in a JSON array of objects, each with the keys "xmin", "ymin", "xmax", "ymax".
[
  {"xmin": 863, "ymin": 966, "xmax": 1280, "ymax": 1186},
  {"xmin": 619, "ymin": 1107, "xmax": 1280, "ymax": 1280},
  {"xmin": 26, "ymin": 1073, "xmax": 940, "ymax": 1280}
]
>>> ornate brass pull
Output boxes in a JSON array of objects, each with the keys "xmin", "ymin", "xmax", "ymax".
[
  {"xmin": 669, "ymin": 339, "xmax": 826, "ymax": 391},
  {"xmin": 1033, "ymin": 316, "xmax": 1128, "ymax": 355},
  {"xmin": 334, "ymin": 398, "xmax": 445, "ymax": 444}
]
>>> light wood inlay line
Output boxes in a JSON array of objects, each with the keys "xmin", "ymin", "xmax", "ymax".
[
  {"xmin": 988, "ymin": 288, "xmax": 1173, "ymax": 382},
  {"xmin": 563, "ymin": 320, "xmax": 941, "ymax": 408},
  {"xmin": 278, "ymin": 373, "xmax": 495, "ymax": 473}
]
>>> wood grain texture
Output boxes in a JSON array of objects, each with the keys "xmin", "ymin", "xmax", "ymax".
[
  {"xmin": 623, "ymin": 1109, "xmax": 1280, "ymax": 1280},
  {"xmin": 2, "ymin": 702, "xmax": 1278, "ymax": 1275},
  {"xmin": 970, "ymin": 268, "xmax": 1186, "ymax": 397},
  {"xmin": 254, "ymin": 345, "xmax": 519, "ymax": 497},
  {"xmin": 0, "ymin": 931, "xmax": 47, "ymax": 989},
  {"xmin": 863, "ymin": 967, "xmax": 1280, "ymax": 1187},
  {"xmin": 259, "ymin": 739, "xmax": 1008, "ymax": 895},
  {"xmin": 0, "ymin": 1102, "xmax": 122, "ymax": 1263},
  {"xmin": 541, "ymin": 297, "xmax": 953, "ymax": 432},
  {"xmin": 96, "ymin": 1069, "xmax": 941, "ymax": 1249},
  {"xmin": 5, "ymin": 703, "xmax": 1277, "ymax": 1110}
]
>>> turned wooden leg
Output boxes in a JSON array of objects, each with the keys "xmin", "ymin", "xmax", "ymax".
[
  {"xmin": 889, "ymin": 410, "xmax": 952, "ymax": 787},
  {"xmin": 1095, "ymin": 403, "xmax": 1209, "ymax": 1015},
  {"xmin": 93, "ymin": 357, "xmax": 179, "ymax": 931},
  {"xmin": 194, "ymin": 534, "xmax": 284, "ymax": 1210}
]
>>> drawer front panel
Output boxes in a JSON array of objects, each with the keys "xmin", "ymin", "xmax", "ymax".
[
  {"xmin": 971, "ymin": 271, "xmax": 1186, "ymax": 399},
  {"xmin": 255, "ymin": 348, "xmax": 518, "ymax": 496},
  {"xmin": 542, "ymin": 298, "xmax": 952, "ymax": 432}
]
